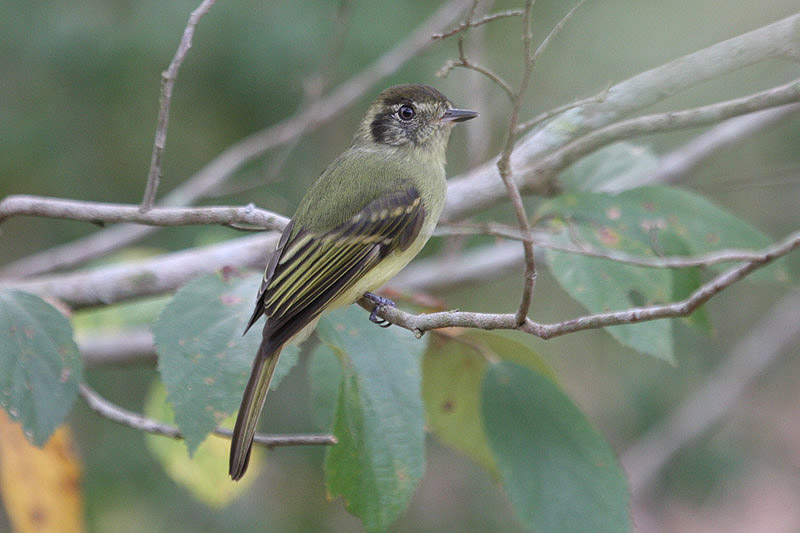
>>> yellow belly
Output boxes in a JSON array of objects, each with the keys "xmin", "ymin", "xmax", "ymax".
[{"xmin": 327, "ymin": 227, "xmax": 433, "ymax": 310}]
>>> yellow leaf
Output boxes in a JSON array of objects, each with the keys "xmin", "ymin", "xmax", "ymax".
[
  {"xmin": 0, "ymin": 411, "xmax": 85, "ymax": 533},
  {"xmin": 143, "ymin": 381, "xmax": 259, "ymax": 507}
]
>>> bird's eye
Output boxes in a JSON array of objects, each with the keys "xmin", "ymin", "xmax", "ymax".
[{"xmin": 397, "ymin": 105, "xmax": 415, "ymax": 121}]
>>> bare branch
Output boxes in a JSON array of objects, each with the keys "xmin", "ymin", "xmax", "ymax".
[
  {"xmin": 530, "ymin": 0, "xmax": 586, "ymax": 64},
  {"xmin": 0, "ymin": 195, "xmax": 288, "ymax": 230},
  {"xmin": 436, "ymin": 2, "xmax": 516, "ymax": 98},
  {"xmin": 4, "ymin": 73, "xmax": 792, "ymax": 281},
  {"xmin": 527, "ymin": 78, "xmax": 800, "ymax": 186},
  {"xmin": 78, "ymin": 383, "xmax": 336, "ymax": 449},
  {"xmin": 368, "ymin": 229, "xmax": 800, "ymax": 338},
  {"xmin": 440, "ymin": 0, "xmax": 568, "ymax": 326},
  {"xmin": 433, "ymin": 7, "xmax": 523, "ymax": 40},
  {"xmin": 515, "ymin": 84, "xmax": 611, "ymax": 134},
  {"xmin": 645, "ymin": 103, "xmax": 800, "ymax": 185},
  {"xmin": 141, "ymin": 0, "xmax": 218, "ymax": 211},
  {"xmin": 439, "ymin": 222, "xmax": 796, "ymax": 270},
  {"xmin": 1, "ymin": 233, "xmax": 278, "ymax": 309}
]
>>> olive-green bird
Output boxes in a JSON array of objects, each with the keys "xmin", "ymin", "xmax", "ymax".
[{"xmin": 229, "ymin": 84, "xmax": 477, "ymax": 480}]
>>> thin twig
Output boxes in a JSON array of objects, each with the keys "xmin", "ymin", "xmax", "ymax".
[
  {"xmin": 78, "ymin": 383, "xmax": 337, "ymax": 449},
  {"xmin": 433, "ymin": 7, "xmax": 523, "ymax": 39},
  {"xmin": 439, "ymin": 222, "xmax": 798, "ymax": 270},
  {"xmin": 454, "ymin": 0, "xmax": 587, "ymax": 326},
  {"xmin": 515, "ymin": 82, "xmax": 611, "ymax": 134},
  {"xmin": 441, "ymin": 0, "xmax": 541, "ymax": 326},
  {"xmin": 497, "ymin": 0, "xmax": 538, "ymax": 326},
  {"xmin": 530, "ymin": 0, "xmax": 586, "ymax": 64},
  {"xmin": 436, "ymin": 2, "xmax": 516, "ymax": 98},
  {"xmin": 141, "ymin": 0, "xmax": 218, "ymax": 211}
]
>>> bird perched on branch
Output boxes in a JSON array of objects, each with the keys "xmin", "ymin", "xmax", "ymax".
[{"xmin": 230, "ymin": 84, "xmax": 477, "ymax": 480}]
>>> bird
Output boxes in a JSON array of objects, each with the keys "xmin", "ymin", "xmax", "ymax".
[{"xmin": 229, "ymin": 83, "xmax": 478, "ymax": 480}]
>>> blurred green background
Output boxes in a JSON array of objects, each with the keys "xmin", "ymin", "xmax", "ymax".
[{"xmin": 2, "ymin": 0, "xmax": 799, "ymax": 531}]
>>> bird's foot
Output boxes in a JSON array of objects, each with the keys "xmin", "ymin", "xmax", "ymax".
[{"xmin": 364, "ymin": 292, "xmax": 396, "ymax": 328}]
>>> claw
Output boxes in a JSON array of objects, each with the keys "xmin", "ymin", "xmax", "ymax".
[{"xmin": 365, "ymin": 292, "xmax": 396, "ymax": 328}]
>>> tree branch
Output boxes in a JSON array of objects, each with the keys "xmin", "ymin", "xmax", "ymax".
[
  {"xmin": 644, "ymin": 103, "xmax": 800, "ymax": 185},
  {"xmin": 367, "ymin": 229, "xmax": 800, "ymax": 339},
  {"xmin": 0, "ymin": 196, "xmax": 288, "ymax": 230},
  {"xmin": 141, "ymin": 0, "xmax": 218, "ymax": 211},
  {"xmin": 439, "ymin": 222, "xmax": 797, "ymax": 270},
  {"xmin": 4, "ymin": 63, "xmax": 793, "ymax": 238},
  {"xmin": 78, "ymin": 383, "xmax": 336, "ymax": 449},
  {"xmin": 528, "ymin": 78, "xmax": 800, "ymax": 186},
  {"xmin": 1, "ymin": 233, "xmax": 278, "ymax": 309},
  {"xmin": 432, "ymin": 7, "xmax": 523, "ymax": 40}
]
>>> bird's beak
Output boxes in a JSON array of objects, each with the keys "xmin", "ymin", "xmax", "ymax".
[{"xmin": 441, "ymin": 108, "xmax": 479, "ymax": 123}]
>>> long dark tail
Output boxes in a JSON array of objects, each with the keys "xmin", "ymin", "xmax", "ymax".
[{"xmin": 229, "ymin": 336, "xmax": 282, "ymax": 481}]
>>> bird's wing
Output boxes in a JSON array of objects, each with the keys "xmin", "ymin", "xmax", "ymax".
[{"xmin": 246, "ymin": 186, "xmax": 425, "ymax": 347}]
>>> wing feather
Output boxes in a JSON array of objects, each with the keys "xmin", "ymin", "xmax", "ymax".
[{"xmin": 247, "ymin": 187, "xmax": 425, "ymax": 347}]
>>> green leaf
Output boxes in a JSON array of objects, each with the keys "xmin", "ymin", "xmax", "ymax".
[
  {"xmin": 308, "ymin": 342, "xmax": 343, "ymax": 430},
  {"xmin": 483, "ymin": 362, "xmax": 630, "ymax": 532},
  {"xmin": 559, "ymin": 142, "xmax": 659, "ymax": 193},
  {"xmin": 546, "ymin": 250, "xmax": 675, "ymax": 361},
  {"xmin": 152, "ymin": 272, "xmax": 299, "ymax": 454},
  {"xmin": 317, "ymin": 306, "xmax": 426, "ymax": 533},
  {"xmin": 423, "ymin": 332, "xmax": 555, "ymax": 477},
  {"xmin": 541, "ymin": 186, "xmax": 789, "ymax": 280},
  {"xmin": 0, "ymin": 290, "xmax": 82, "ymax": 446},
  {"xmin": 143, "ymin": 380, "xmax": 257, "ymax": 507}
]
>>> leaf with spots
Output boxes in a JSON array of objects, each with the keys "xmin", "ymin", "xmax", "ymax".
[
  {"xmin": 0, "ymin": 290, "xmax": 82, "ymax": 446},
  {"xmin": 153, "ymin": 272, "xmax": 298, "ymax": 454},
  {"xmin": 538, "ymin": 185, "xmax": 788, "ymax": 360},
  {"xmin": 317, "ymin": 306, "xmax": 427, "ymax": 533},
  {"xmin": 546, "ymin": 248, "xmax": 674, "ymax": 361}
]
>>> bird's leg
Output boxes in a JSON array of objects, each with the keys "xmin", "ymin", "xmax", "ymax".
[{"xmin": 364, "ymin": 292, "xmax": 396, "ymax": 328}]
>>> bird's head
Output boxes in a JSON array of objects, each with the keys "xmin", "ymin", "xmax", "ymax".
[{"xmin": 354, "ymin": 84, "xmax": 478, "ymax": 153}]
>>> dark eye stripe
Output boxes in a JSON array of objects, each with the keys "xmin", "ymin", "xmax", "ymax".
[{"xmin": 369, "ymin": 110, "xmax": 394, "ymax": 144}]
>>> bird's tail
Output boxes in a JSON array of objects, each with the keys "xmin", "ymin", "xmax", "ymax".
[{"xmin": 229, "ymin": 336, "xmax": 282, "ymax": 481}]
